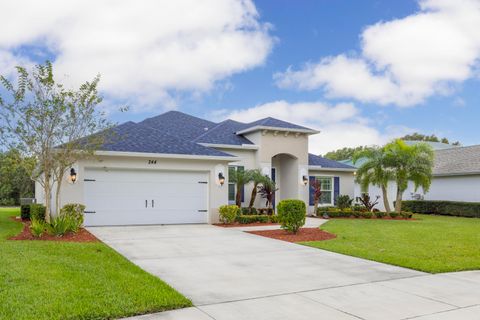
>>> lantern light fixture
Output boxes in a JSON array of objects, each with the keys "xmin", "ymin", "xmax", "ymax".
[
  {"xmin": 218, "ymin": 172, "xmax": 225, "ymax": 186},
  {"xmin": 302, "ymin": 175, "xmax": 308, "ymax": 186},
  {"xmin": 70, "ymin": 168, "xmax": 77, "ymax": 184}
]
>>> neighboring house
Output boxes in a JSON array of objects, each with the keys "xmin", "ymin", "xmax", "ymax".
[
  {"xmin": 35, "ymin": 111, "xmax": 355, "ymax": 226},
  {"xmin": 346, "ymin": 142, "xmax": 480, "ymax": 211}
]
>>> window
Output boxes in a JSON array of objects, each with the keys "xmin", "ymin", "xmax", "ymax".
[
  {"xmin": 316, "ymin": 176, "xmax": 333, "ymax": 205},
  {"xmin": 228, "ymin": 166, "xmax": 244, "ymax": 204}
]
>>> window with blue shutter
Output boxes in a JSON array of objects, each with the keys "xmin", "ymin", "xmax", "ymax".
[{"xmin": 334, "ymin": 176, "xmax": 340, "ymax": 205}]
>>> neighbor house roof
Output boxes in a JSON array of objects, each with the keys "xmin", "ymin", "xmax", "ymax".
[
  {"xmin": 433, "ymin": 145, "xmax": 480, "ymax": 176},
  {"xmin": 308, "ymin": 153, "xmax": 356, "ymax": 171}
]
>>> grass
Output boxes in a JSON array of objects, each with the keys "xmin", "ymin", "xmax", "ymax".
[
  {"xmin": 0, "ymin": 207, "xmax": 191, "ymax": 320},
  {"xmin": 303, "ymin": 214, "xmax": 480, "ymax": 273}
]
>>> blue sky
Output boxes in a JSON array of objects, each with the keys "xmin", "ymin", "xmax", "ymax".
[{"xmin": 1, "ymin": 0, "xmax": 479, "ymax": 154}]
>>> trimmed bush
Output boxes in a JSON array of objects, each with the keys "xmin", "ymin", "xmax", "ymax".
[
  {"xmin": 361, "ymin": 211, "xmax": 373, "ymax": 219},
  {"xmin": 400, "ymin": 211, "xmax": 413, "ymax": 219},
  {"xmin": 337, "ymin": 195, "xmax": 353, "ymax": 210},
  {"xmin": 277, "ymin": 199, "xmax": 306, "ymax": 234},
  {"xmin": 236, "ymin": 215, "xmax": 269, "ymax": 224},
  {"xmin": 219, "ymin": 205, "xmax": 239, "ymax": 224},
  {"xmin": 389, "ymin": 212, "xmax": 399, "ymax": 219},
  {"xmin": 375, "ymin": 211, "xmax": 386, "ymax": 219},
  {"xmin": 20, "ymin": 205, "xmax": 31, "ymax": 220},
  {"xmin": 402, "ymin": 200, "xmax": 480, "ymax": 218},
  {"xmin": 240, "ymin": 207, "xmax": 258, "ymax": 215},
  {"xmin": 30, "ymin": 204, "xmax": 46, "ymax": 222},
  {"xmin": 257, "ymin": 208, "xmax": 274, "ymax": 215}
]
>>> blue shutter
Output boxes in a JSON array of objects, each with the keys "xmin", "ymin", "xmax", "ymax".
[
  {"xmin": 334, "ymin": 176, "xmax": 340, "ymax": 205},
  {"xmin": 309, "ymin": 176, "xmax": 316, "ymax": 206}
]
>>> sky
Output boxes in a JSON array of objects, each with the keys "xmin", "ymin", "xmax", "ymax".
[{"xmin": 0, "ymin": 0, "xmax": 479, "ymax": 154}]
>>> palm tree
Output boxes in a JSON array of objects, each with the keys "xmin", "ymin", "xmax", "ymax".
[
  {"xmin": 383, "ymin": 140, "xmax": 434, "ymax": 212},
  {"xmin": 248, "ymin": 169, "xmax": 263, "ymax": 209},
  {"xmin": 353, "ymin": 146, "xmax": 394, "ymax": 212},
  {"xmin": 257, "ymin": 175, "xmax": 277, "ymax": 209},
  {"xmin": 229, "ymin": 168, "xmax": 252, "ymax": 207}
]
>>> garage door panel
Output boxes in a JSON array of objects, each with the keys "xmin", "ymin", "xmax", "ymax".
[{"xmin": 83, "ymin": 168, "xmax": 208, "ymax": 226}]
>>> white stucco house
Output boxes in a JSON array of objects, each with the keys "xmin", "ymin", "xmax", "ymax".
[
  {"xmin": 348, "ymin": 143, "xmax": 480, "ymax": 211},
  {"xmin": 35, "ymin": 111, "xmax": 355, "ymax": 226}
]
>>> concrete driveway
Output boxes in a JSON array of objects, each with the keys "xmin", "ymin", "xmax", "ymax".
[{"xmin": 89, "ymin": 222, "xmax": 480, "ymax": 320}]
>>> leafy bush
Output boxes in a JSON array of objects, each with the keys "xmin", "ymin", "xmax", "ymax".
[
  {"xmin": 375, "ymin": 211, "xmax": 386, "ymax": 219},
  {"xmin": 30, "ymin": 204, "xmax": 46, "ymax": 222},
  {"xmin": 353, "ymin": 211, "xmax": 362, "ymax": 218},
  {"xmin": 257, "ymin": 208, "xmax": 274, "ymax": 215},
  {"xmin": 0, "ymin": 198, "xmax": 16, "ymax": 206},
  {"xmin": 240, "ymin": 207, "xmax": 258, "ymax": 215},
  {"xmin": 389, "ymin": 212, "xmax": 399, "ymax": 219},
  {"xmin": 337, "ymin": 195, "xmax": 353, "ymax": 210},
  {"xmin": 60, "ymin": 203, "xmax": 85, "ymax": 227},
  {"xmin": 401, "ymin": 200, "xmax": 480, "ymax": 218},
  {"xmin": 352, "ymin": 204, "xmax": 368, "ymax": 212},
  {"xmin": 20, "ymin": 205, "xmax": 31, "ymax": 220},
  {"xmin": 236, "ymin": 215, "xmax": 269, "ymax": 224},
  {"xmin": 269, "ymin": 215, "xmax": 279, "ymax": 223},
  {"xmin": 30, "ymin": 219, "xmax": 46, "ymax": 237},
  {"xmin": 400, "ymin": 212, "xmax": 413, "ymax": 219},
  {"xmin": 46, "ymin": 215, "xmax": 70, "ymax": 236},
  {"xmin": 277, "ymin": 199, "xmax": 306, "ymax": 234},
  {"xmin": 219, "ymin": 205, "xmax": 239, "ymax": 224},
  {"xmin": 361, "ymin": 211, "xmax": 373, "ymax": 219}
]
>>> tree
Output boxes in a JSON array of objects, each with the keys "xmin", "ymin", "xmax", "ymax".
[
  {"xmin": 323, "ymin": 145, "xmax": 376, "ymax": 161},
  {"xmin": 353, "ymin": 147, "xmax": 394, "ymax": 212},
  {"xmin": 400, "ymin": 132, "xmax": 460, "ymax": 145},
  {"xmin": 310, "ymin": 179, "xmax": 322, "ymax": 215},
  {"xmin": 248, "ymin": 169, "xmax": 263, "ymax": 209},
  {"xmin": 229, "ymin": 167, "xmax": 252, "ymax": 207},
  {"xmin": 0, "ymin": 61, "xmax": 112, "ymax": 221},
  {"xmin": 257, "ymin": 175, "xmax": 277, "ymax": 209},
  {"xmin": 0, "ymin": 148, "xmax": 36, "ymax": 205},
  {"xmin": 383, "ymin": 140, "xmax": 434, "ymax": 212}
]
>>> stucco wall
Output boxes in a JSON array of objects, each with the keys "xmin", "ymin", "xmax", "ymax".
[{"xmin": 35, "ymin": 155, "xmax": 230, "ymax": 223}]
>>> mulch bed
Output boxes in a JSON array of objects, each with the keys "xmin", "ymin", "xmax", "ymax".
[
  {"xmin": 8, "ymin": 217, "xmax": 99, "ymax": 243},
  {"xmin": 247, "ymin": 228, "xmax": 336, "ymax": 243},
  {"xmin": 214, "ymin": 222, "xmax": 279, "ymax": 228}
]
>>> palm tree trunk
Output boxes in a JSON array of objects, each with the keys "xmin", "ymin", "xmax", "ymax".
[
  {"xmin": 395, "ymin": 187, "xmax": 403, "ymax": 212},
  {"xmin": 236, "ymin": 185, "xmax": 242, "ymax": 208},
  {"xmin": 249, "ymin": 183, "xmax": 258, "ymax": 208},
  {"xmin": 381, "ymin": 185, "xmax": 391, "ymax": 212}
]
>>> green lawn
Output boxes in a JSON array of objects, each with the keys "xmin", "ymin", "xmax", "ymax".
[
  {"xmin": 0, "ymin": 208, "xmax": 191, "ymax": 320},
  {"xmin": 303, "ymin": 214, "xmax": 480, "ymax": 273}
]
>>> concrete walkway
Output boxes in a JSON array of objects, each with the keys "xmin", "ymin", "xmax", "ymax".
[{"xmin": 88, "ymin": 223, "xmax": 480, "ymax": 320}]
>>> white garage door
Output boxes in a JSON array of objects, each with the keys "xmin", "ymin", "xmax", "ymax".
[{"xmin": 83, "ymin": 168, "xmax": 209, "ymax": 226}]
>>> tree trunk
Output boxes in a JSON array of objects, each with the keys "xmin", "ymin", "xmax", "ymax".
[
  {"xmin": 395, "ymin": 187, "xmax": 403, "ymax": 212},
  {"xmin": 44, "ymin": 178, "xmax": 52, "ymax": 223},
  {"xmin": 249, "ymin": 182, "xmax": 258, "ymax": 208},
  {"xmin": 381, "ymin": 185, "xmax": 391, "ymax": 213},
  {"xmin": 55, "ymin": 171, "xmax": 64, "ymax": 217},
  {"xmin": 313, "ymin": 199, "xmax": 319, "ymax": 216},
  {"xmin": 235, "ymin": 183, "xmax": 242, "ymax": 208}
]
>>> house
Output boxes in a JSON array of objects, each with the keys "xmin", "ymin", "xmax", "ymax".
[
  {"xmin": 35, "ymin": 111, "xmax": 355, "ymax": 226},
  {"xmin": 347, "ymin": 142, "xmax": 480, "ymax": 210}
]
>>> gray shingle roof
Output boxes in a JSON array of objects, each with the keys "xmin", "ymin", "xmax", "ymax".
[
  {"xmin": 246, "ymin": 117, "xmax": 314, "ymax": 131},
  {"xmin": 434, "ymin": 145, "xmax": 480, "ymax": 176},
  {"xmin": 99, "ymin": 121, "xmax": 234, "ymax": 157},
  {"xmin": 308, "ymin": 153, "xmax": 356, "ymax": 170},
  {"xmin": 193, "ymin": 120, "xmax": 253, "ymax": 145}
]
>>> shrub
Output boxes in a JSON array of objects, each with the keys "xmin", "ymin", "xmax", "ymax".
[
  {"xmin": 30, "ymin": 219, "xmax": 46, "ymax": 237},
  {"xmin": 257, "ymin": 208, "xmax": 274, "ymax": 215},
  {"xmin": 240, "ymin": 207, "xmax": 258, "ymax": 215},
  {"xmin": 20, "ymin": 205, "xmax": 31, "ymax": 220},
  {"xmin": 60, "ymin": 203, "xmax": 85, "ymax": 227},
  {"xmin": 401, "ymin": 200, "xmax": 480, "ymax": 218},
  {"xmin": 400, "ymin": 211, "xmax": 413, "ymax": 219},
  {"xmin": 352, "ymin": 204, "xmax": 368, "ymax": 212},
  {"xmin": 0, "ymin": 198, "xmax": 15, "ymax": 206},
  {"xmin": 219, "ymin": 205, "xmax": 239, "ymax": 224},
  {"xmin": 389, "ymin": 212, "xmax": 399, "ymax": 219},
  {"xmin": 277, "ymin": 199, "xmax": 306, "ymax": 234},
  {"xmin": 46, "ymin": 215, "xmax": 70, "ymax": 236},
  {"xmin": 361, "ymin": 211, "xmax": 373, "ymax": 219},
  {"xmin": 375, "ymin": 211, "xmax": 386, "ymax": 219},
  {"xmin": 353, "ymin": 211, "xmax": 362, "ymax": 218},
  {"xmin": 30, "ymin": 204, "xmax": 46, "ymax": 222},
  {"xmin": 236, "ymin": 215, "xmax": 269, "ymax": 224},
  {"xmin": 269, "ymin": 215, "xmax": 278, "ymax": 223},
  {"xmin": 337, "ymin": 195, "xmax": 353, "ymax": 210}
]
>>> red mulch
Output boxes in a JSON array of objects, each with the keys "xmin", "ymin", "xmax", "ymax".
[
  {"xmin": 8, "ymin": 217, "xmax": 99, "ymax": 242},
  {"xmin": 214, "ymin": 222, "xmax": 279, "ymax": 228},
  {"xmin": 247, "ymin": 228, "xmax": 336, "ymax": 243}
]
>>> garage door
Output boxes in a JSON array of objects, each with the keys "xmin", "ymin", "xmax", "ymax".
[{"xmin": 83, "ymin": 168, "xmax": 209, "ymax": 226}]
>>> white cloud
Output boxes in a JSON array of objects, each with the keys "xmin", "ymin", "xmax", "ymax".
[
  {"xmin": 0, "ymin": 0, "xmax": 273, "ymax": 110},
  {"xmin": 275, "ymin": 0, "xmax": 480, "ymax": 107},
  {"xmin": 210, "ymin": 100, "xmax": 416, "ymax": 154}
]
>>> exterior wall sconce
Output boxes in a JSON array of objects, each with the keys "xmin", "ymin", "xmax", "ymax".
[
  {"xmin": 70, "ymin": 168, "xmax": 77, "ymax": 184},
  {"xmin": 302, "ymin": 175, "xmax": 308, "ymax": 186},
  {"xmin": 218, "ymin": 172, "xmax": 225, "ymax": 186}
]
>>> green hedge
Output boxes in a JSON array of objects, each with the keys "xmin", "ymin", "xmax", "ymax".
[
  {"xmin": 402, "ymin": 200, "xmax": 480, "ymax": 218},
  {"xmin": 320, "ymin": 209, "xmax": 412, "ymax": 219},
  {"xmin": 236, "ymin": 215, "xmax": 270, "ymax": 224},
  {"xmin": 20, "ymin": 205, "xmax": 31, "ymax": 220}
]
